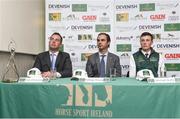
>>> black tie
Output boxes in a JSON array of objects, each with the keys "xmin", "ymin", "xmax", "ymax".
[
  {"xmin": 145, "ymin": 53, "xmax": 148, "ymax": 58},
  {"xmin": 100, "ymin": 55, "xmax": 105, "ymax": 77}
]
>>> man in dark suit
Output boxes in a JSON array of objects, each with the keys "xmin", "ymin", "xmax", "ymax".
[
  {"xmin": 33, "ymin": 32, "xmax": 72, "ymax": 78},
  {"xmin": 86, "ymin": 33, "xmax": 121, "ymax": 77}
]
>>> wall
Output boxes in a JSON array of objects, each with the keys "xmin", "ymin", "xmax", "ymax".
[
  {"xmin": 0, "ymin": 0, "xmax": 45, "ymax": 54},
  {"xmin": 0, "ymin": 0, "xmax": 45, "ymax": 80}
]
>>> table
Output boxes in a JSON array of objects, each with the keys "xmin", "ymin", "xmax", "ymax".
[{"xmin": 0, "ymin": 78, "xmax": 180, "ymax": 118}]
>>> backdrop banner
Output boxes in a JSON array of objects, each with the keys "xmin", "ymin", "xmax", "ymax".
[{"xmin": 46, "ymin": 0, "xmax": 180, "ymax": 77}]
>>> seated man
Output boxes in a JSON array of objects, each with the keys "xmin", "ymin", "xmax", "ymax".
[
  {"xmin": 129, "ymin": 32, "xmax": 165, "ymax": 77},
  {"xmin": 33, "ymin": 32, "xmax": 72, "ymax": 78},
  {"xmin": 86, "ymin": 33, "xmax": 121, "ymax": 77}
]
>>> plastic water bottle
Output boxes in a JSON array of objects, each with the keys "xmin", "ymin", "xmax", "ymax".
[
  {"xmin": 160, "ymin": 66, "xmax": 167, "ymax": 77},
  {"xmin": 163, "ymin": 66, "xmax": 167, "ymax": 77}
]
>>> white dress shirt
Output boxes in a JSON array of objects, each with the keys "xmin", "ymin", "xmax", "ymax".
[{"xmin": 49, "ymin": 51, "xmax": 61, "ymax": 78}]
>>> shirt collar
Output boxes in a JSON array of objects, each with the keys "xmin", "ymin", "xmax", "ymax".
[
  {"xmin": 99, "ymin": 51, "xmax": 108, "ymax": 57},
  {"xmin": 141, "ymin": 50, "xmax": 151, "ymax": 56},
  {"xmin": 49, "ymin": 51, "xmax": 59, "ymax": 56}
]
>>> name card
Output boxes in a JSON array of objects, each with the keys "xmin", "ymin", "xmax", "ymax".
[{"xmin": 148, "ymin": 77, "xmax": 176, "ymax": 83}]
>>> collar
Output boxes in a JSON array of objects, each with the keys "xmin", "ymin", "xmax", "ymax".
[
  {"xmin": 49, "ymin": 51, "xmax": 59, "ymax": 56},
  {"xmin": 99, "ymin": 51, "xmax": 108, "ymax": 57},
  {"xmin": 141, "ymin": 50, "xmax": 151, "ymax": 56}
]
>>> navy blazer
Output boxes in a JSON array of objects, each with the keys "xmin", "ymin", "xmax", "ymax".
[{"xmin": 33, "ymin": 51, "xmax": 72, "ymax": 77}]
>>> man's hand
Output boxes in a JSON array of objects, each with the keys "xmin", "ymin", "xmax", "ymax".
[{"xmin": 41, "ymin": 71, "xmax": 51, "ymax": 78}]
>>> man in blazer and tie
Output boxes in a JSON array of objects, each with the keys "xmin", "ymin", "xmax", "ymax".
[
  {"xmin": 86, "ymin": 33, "xmax": 121, "ymax": 77},
  {"xmin": 33, "ymin": 32, "xmax": 72, "ymax": 78}
]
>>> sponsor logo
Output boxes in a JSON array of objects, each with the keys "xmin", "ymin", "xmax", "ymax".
[
  {"xmin": 95, "ymin": 24, "xmax": 111, "ymax": 32},
  {"xmin": 116, "ymin": 4, "xmax": 138, "ymax": 10},
  {"xmin": 88, "ymin": 5, "xmax": 110, "ymax": 11},
  {"xmin": 83, "ymin": 45, "xmax": 98, "ymax": 50},
  {"xmin": 165, "ymin": 63, "xmax": 180, "ymax": 71},
  {"xmin": 115, "ymin": 26, "xmax": 137, "ymax": 32},
  {"xmin": 48, "ymin": 4, "xmax": 70, "ymax": 9},
  {"xmin": 55, "ymin": 84, "xmax": 113, "ymax": 117},
  {"xmin": 82, "ymin": 15, "xmax": 97, "ymax": 22},
  {"xmin": 168, "ymin": 11, "xmax": 179, "ymax": 21},
  {"xmin": 48, "ymin": 25, "xmax": 68, "ymax": 31},
  {"xmin": 139, "ymin": 3, "xmax": 155, "ymax": 11},
  {"xmin": 121, "ymin": 65, "xmax": 129, "ymax": 70},
  {"xmin": 150, "ymin": 14, "xmax": 166, "ymax": 21},
  {"xmin": 62, "ymin": 35, "xmax": 75, "ymax": 41},
  {"xmin": 156, "ymin": 3, "xmax": 179, "ymax": 10},
  {"xmin": 116, "ymin": 36, "xmax": 133, "ymax": 41},
  {"xmin": 120, "ymin": 53, "xmax": 130, "ymax": 59},
  {"xmin": 71, "ymin": 57, "xmax": 79, "ymax": 62},
  {"xmin": 99, "ymin": 12, "xmax": 110, "ymax": 22},
  {"xmin": 152, "ymin": 34, "xmax": 161, "ymax": 41},
  {"xmin": 164, "ymin": 23, "xmax": 180, "ymax": 31},
  {"xmin": 116, "ymin": 13, "xmax": 129, "ymax": 22},
  {"xmin": 71, "ymin": 25, "xmax": 93, "ymax": 31},
  {"xmin": 165, "ymin": 53, "xmax": 180, "ymax": 59},
  {"xmin": 62, "ymin": 14, "xmax": 79, "ymax": 21},
  {"xmin": 66, "ymin": 45, "xmax": 83, "ymax": 50},
  {"xmin": 156, "ymin": 44, "xmax": 180, "ymax": 50},
  {"xmin": 72, "ymin": 4, "xmax": 87, "ymax": 12},
  {"xmin": 139, "ymin": 25, "xmax": 161, "ymax": 30},
  {"xmin": 161, "ymin": 33, "xmax": 180, "ymax": 41},
  {"xmin": 116, "ymin": 44, "xmax": 131, "ymax": 52},
  {"xmin": 78, "ymin": 34, "xmax": 93, "ymax": 40},
  {"xmin": 49, "ymin": 13, "xmax": 61, "ymax": 21},
  {"xmin": 81, "ymin": 53, "xmax": 93, "ymax": 61},
  {"xmin": 130, "ymin": 14, "xmax": 147, "ymax": 21}
]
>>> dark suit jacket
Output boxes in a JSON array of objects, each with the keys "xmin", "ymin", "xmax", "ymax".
[
  {"xmin": 33, "ymin": 51, "xmax": 72, "ymax": 77},
  {"xmin": 86, "ymin": 52, "xmax": 121, "ymax": 77}
]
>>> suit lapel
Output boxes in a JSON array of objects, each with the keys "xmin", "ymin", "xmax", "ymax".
[
  {"xmin": 55, "ymin": 52, "xmax": 61, "ymax": 67},
  {"xmin": 95, "ymin": 53, "xmax": 100, "ymax": 74},
  {"xmin": 106, "ymin": 53, "xmax": 112, "ymax": 74},
  {"xmin": 46, "ymin": 52, "xmax": 51, "ymax": 69}
]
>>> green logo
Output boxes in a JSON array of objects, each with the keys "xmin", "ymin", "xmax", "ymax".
[
  {"xmin": 72, "ymin": 4, "xmax": 87, "ymax": 12},
  {"xmin": 95, "ymin": 24, "xmax": 111, "ymax": 32},
  {"xmin": 164, "ymin": 23, "xmax": 180, "ymax": 31},
  {"xmin": 59, "ymin": 44, "xmax": 64, "ymax": 52},
  {"xmin": 165, "ymin": 63, "xmax": 180, "ymax": 71},
  {"xmin": 139, "ymin": 3, "xmax": 155, "ymax": 11},
  {"xmin": 116, "ymin": 44, "xmax": 131, "ymax": 52}
]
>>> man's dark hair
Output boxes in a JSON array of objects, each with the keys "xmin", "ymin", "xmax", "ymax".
[
  {"xmin": 51, "ymin": 32, "xmax": 63, "ymax": 42},
  {"xmin": 98, "ymin": 33, "xmax": 111, "ymax": 43},
  {"xmin": 140, "ymin": 32, "xmax": 153, "ymax": 41},
  {"xmin": 98, "ymin": 33, "xmax": 111, "ymax": 47}
]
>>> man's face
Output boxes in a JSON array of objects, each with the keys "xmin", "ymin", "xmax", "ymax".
[
  {"xmin": 49, "ymin": 34, "xmax": 62, "ymax": 51},
  {"xmin": 97, "ymin": 34, "xmax": 110, "ymax": 51},
  {"xmin": 140, "ymin": 35, "xmax": 153, "ymax": 51}
]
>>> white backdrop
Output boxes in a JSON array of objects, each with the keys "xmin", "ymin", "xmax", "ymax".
[{"xmin": 46, "ymin": 0, "xmax": 180, "ymax": 77}]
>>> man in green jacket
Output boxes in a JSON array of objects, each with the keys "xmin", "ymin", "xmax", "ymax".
[{"xmin": 129, "ymin": 32, "xmax": 165, "ymax": 77}]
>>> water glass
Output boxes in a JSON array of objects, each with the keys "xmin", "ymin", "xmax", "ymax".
[{"xmin": 110, "ymin": 68, "xmax": 116, "ymax": 81}]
